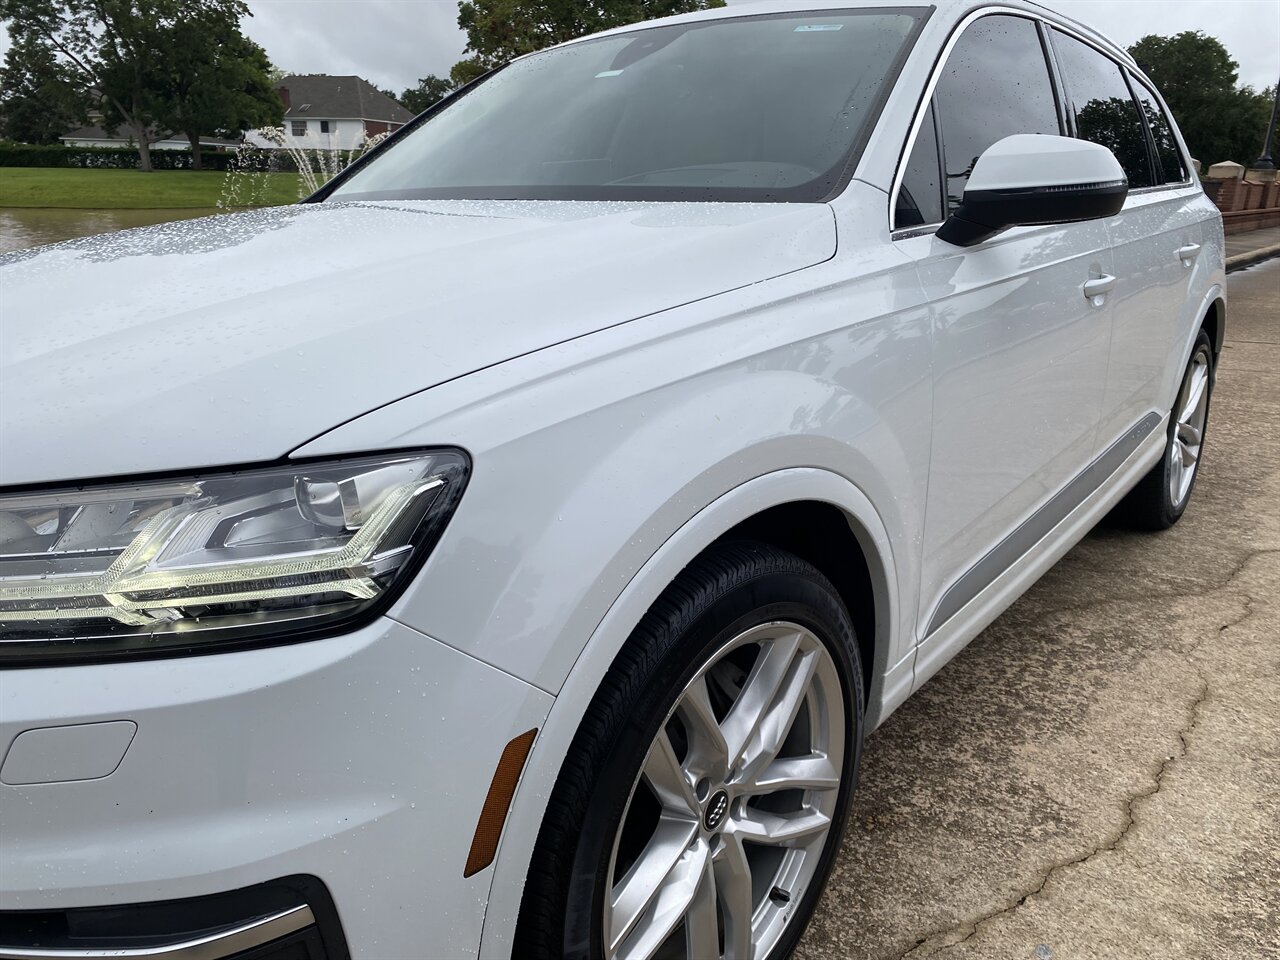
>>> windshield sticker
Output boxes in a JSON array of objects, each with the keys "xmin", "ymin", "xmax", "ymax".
[
  {"xmin": 795, "ymin": 24, "xmax": 843, "ymax": 32},
  {"xmin": 595, "ymin": 69, "xmax": 625, "ymax": 78}
]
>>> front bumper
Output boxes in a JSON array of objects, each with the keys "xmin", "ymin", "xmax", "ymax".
[
  {"xmin": 0, "ymin": 875, "xmax": 344, "ymax": 959},
  {"xmin": 0, "ymin": 618, "xmax": 553, "ymax": 959}
]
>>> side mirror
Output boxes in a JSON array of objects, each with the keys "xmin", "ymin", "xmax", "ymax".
[{"xmin": 937, "ymin": 134, "xmax": 1128, "ymax": 247}]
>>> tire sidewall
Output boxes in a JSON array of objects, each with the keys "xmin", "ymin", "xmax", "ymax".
[
  {"xmin": 1160, "ymin": 332, "xmax": 1215, "ymax": 525},
  {"xmin": 562, "ymin": 565, "xmax": 864, "ymax": 960}
]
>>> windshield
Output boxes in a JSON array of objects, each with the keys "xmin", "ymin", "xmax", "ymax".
[{"xmin": 329, "ymin": 9, "xmax": 924, "ymax": 204}]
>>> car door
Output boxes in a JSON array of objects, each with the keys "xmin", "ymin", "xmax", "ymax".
[
  {"xmin": 1047, "ymin": 30, "xmax": 1211, "ymax": 446},
  {"xmin": 890, "ymin": 13, "xmax": 1116, "ymax": 641}
]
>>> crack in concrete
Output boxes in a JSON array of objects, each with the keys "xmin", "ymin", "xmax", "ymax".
[
  {"xmin": 899, "ymin": 673, "xmax": 1215, "ymax": 959},
  {"xmin": 1029, "ymin": 547, "xmax": 1279, "ymax": 621},
  {"xmin": 897, "ymin": 559, "xmax": 1270, "ymax": 958},
  {"xmin": 1215, "ymin": 596, "xmax": 1257, "ymax": 639}
]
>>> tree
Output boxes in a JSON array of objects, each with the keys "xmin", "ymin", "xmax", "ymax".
[
  {"xmin": 451, "ymin": 0, "xmax": 726, "ymax": 83},
  {"xmin": 152, "ymin": 13, "xmax": 280, "ymax": 169},
  {"xmin": 1129, "ymin": 31, "xmax": 1274, "ymax": 167},
  {"xmin": 0, "ymin": 0, "xmax": 251, "ymax": 170},
  {"xmin": 0, "ymin": 28, "xmax": 88, "ymax": 143},
  {"xmin": 1075, "ymin": 96, "xmax": 1152, "ymax": 182},
  {"xmin": 400, "ymin": 74, "xmax": 453, "ymax": 114}
]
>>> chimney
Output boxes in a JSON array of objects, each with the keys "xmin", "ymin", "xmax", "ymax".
[{"xmin": 279, "ymin": 87, "xmax": 291, "ymax": 110}]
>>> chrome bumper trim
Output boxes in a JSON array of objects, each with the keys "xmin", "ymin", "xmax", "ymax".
[{"xmin": 0, "ymin": 904, "xmax": 313, "ymax": 960}]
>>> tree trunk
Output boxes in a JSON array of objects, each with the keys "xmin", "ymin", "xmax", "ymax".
[
  {"xmin": 187, "ymin": 132, "xmax": 203, "ymax": 171},
  {"xmin": 133, "ymin": 119, "xmax": 154, "ymax": 171}
]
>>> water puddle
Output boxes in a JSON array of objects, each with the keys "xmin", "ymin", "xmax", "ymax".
[{"xmin": 0, "ymin": 208, "xmax": 222, "ymax": 254}]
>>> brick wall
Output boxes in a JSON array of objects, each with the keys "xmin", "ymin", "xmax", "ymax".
[
  {"xmin": 1211, "ymin": 178, "xmax": 1280, "ymax": 212},
  {"xmin": 1202, "ymin": 173, "xmax": 1280, "ymax": 233}
]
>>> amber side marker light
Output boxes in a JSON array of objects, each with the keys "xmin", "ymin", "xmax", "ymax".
[{"xmin": 464, "ymin": 728, "xmax": 538, "ymax": 878}]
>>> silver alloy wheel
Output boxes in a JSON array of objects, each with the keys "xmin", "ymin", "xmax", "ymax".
[
  {"xmin": 603, "ymin": 622, "xmax": 846, "ymax": 960},
  {"xmin": 1169, "ymin": 346, "xmax": 1211, "ymax": 508}
]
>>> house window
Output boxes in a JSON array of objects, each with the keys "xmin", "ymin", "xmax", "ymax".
[
  {"xmin": 291, "ymin": 120, "xmax": 307, "ymax": 137},
  {"xmin": 320, "ymin": 120, "xmax": 330, "ymax": 134}
]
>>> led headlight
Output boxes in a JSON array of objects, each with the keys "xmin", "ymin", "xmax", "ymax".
[{"xmin": 0, "ymin": 450, "xmax": 468, "ymax": 664}]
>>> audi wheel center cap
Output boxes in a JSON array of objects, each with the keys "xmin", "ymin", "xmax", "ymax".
[{"xmin": 704, "ymin": 790, "xmax": 730, "ymax": 831}]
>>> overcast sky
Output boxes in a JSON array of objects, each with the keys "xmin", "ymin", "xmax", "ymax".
[{"xmin": 1, "ymin": 1, "xmax": 1276, "ymax": 95}]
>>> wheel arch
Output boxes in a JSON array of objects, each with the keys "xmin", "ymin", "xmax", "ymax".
[
  {"xmin": 1201, "ymin": 295, "xmax": 1226, "ymax": 358},
  {"xmin": 716, "ymin": 501, "xmax": 880, "ymax": 708},
  {"xmin": 476, "ymin": 468, "xmax": 900, "ymax": 959},
  {"xmin": 1162, "ymin": 283, "xmax": 1225, "ymax": 410}
]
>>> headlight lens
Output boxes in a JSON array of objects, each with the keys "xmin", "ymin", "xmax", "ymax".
[{"xmin": 0, "ymin": 450, "xmax": 468, "ymax": 663}]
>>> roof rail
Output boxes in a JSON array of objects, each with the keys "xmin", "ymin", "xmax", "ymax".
[{"xmin": 1021, "ymin": 0, "xmax": 1138, "ymax": 66}]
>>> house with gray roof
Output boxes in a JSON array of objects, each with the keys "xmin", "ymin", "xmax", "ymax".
[
  {"xmin": 246, "ymin": 75, "xmax": 415, "ymax": 151},
  {"xmin": 61, "ymin": 122, "xmax": 241, "ymax": 153}
]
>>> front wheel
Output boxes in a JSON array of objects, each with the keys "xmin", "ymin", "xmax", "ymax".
[{"xmin": 515, "ymin": 541, "xmax": 865, "ymax": 960}]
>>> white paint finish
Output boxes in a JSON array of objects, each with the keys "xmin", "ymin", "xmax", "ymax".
[
  {"xmin": 897, "ymin": 218, "xmax": 1115, "ymax": 635},
  {"xmin": 913, "ymin": 416, "xmax": 1167, "ymax": 687},
  {"xmin": 0, "ymin": 1, "xmax": 1228, "ymax": 955},
  {"xmin": 0, "ymin": 199, "xmax": 835, "ymax": 486},
  {"xmin": 0, "ymin": 618, "xmax": 552, "ymax": 959},
  {"xmin": 298, "ymin": 182, "xmax": 932, "ymax": 695},
  {"xmin": 0, "ymin": 721, "xmax": 137, "ymax": 785},
  {"xmin": 965, "ymin": 134, "xmax": 1125, "ymax": 191},
  {"xmin": 1100, "ymin": 187, "xmax": 1222, "ymax": 446},
  {"xmin": 477, "ymin": 467, "xmax": 896, "ymax": 960}
]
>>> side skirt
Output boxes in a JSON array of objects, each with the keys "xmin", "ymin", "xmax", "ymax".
[{"xmin": 911, "ymin": 412, "xmax": 1167, "ymax": 694}]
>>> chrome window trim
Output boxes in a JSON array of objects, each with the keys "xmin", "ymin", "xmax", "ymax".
[
  {"xmin": 888, "ymin": 177, "xmax": 1198, "ymax": 242},
  {"xmin": 888, "ymin": 4, "xmax": 1193, "ymax": 233},
  {"xmin": 1123, "ymin": 67, "xmax": 1197, "ymax": 189},
  {"xmin": 890, "ymin": 223, "xmax": 941, "ymax": 240},
  {"xmin": 1128, "ymin": 182, "xmax": 1200, "ymax": 198},
  {"xmin": 888, "ymin": 6, "xmax": 1051, "ymax": 231},
  {"xmin": 0, "ymin": 905, "xmax": 314, "ymax": 960}
]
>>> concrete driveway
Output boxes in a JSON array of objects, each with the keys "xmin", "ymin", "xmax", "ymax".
[{"xmin": 799, "ymin": 260, "xmax": 1280, "ymax": 960}]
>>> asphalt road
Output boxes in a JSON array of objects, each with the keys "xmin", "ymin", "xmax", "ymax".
[{"xmin": 798, "ymin": 259, "xmax": 1280, "ymax": 960}]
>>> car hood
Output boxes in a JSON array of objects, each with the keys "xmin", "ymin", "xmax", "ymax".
[{"xmin": 0, "ymin": 200, "xmax": 834, "ymax": 486}]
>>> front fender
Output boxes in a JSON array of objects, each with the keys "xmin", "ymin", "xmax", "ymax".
[
  {"xmin": 293, "ymin": 241, "xmax": 930, "ymax": 697},
  {"xmin": 291, "ymin": 216, "xmax": 931, "ymax": 956},
  {"xmin": 474, "ymin": 466, "xmax": 899, "ymax": 960}
]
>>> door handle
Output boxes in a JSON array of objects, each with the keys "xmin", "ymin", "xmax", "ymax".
[
  {"xmin": 1177, "ymin": 243, "xmax": 1201, "ymax": 265},
  {"xmin": 1082, "ymin": 275, "xmax": 1116, "ymax": 302}
]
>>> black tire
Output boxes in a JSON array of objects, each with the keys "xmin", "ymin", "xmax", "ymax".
[
  {"xmin": 513, "ymin": 540, "xmax": 865, "ymax": 960},
  {"xmin": 1113, "ymin": 330, "xmax": 1215, "ymax": 531}
]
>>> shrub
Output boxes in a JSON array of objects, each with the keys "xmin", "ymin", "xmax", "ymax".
[{"xmin": 0, "ymin": 141, "xmax": 236, "ymax": 171}]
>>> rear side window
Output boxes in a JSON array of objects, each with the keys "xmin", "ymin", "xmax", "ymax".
[
  {"xmin": 1051, "ymin": 29, "xmax": 1154, "ymax": 188},
  {"xmin": 1130, "ymin": 76, "xmax": 1187, "ymax": 183},
  {"xmin": 895, "ymin": 100, "xmax": 943, "ymax": 227},
  {"xmin": 933, "ymin": 15, "xmax": 1061, "ymax": 212}
]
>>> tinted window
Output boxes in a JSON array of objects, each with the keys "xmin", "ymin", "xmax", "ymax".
[
  {"xmin": 330, "ymin": 11, "xmax": 922, "ymax": 204},
  {"xmin": 1051, "ymin": 30, "xmax": 1154, "ymax": 188},
  {"xmin": 896, "ymin": 101, "xmax": 943, "ymax": 227},
  {"xmin": 934, "ymin": 15, "xmax": 1060, "ymax": 211},
  {"xmin": 1131, "ymin": 75, "xmax": 1187, "ymax": 183}
]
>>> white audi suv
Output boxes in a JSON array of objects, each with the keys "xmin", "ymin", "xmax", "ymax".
[{"xmin": 0, "ymin": 1, "xmax": 1225, "ymax": 958}]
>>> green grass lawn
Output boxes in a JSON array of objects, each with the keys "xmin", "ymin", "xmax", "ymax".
[{"xmin": 0, "ymin": 167, "xmax": 305, "ymax": 209}]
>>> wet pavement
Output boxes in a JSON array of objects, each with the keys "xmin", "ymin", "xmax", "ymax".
[
  {"xmin": 0, "ymin": 207, "xmax": 220, "ymax": 254},
  {"xmin": 799, "ymin": 258, "xmax": 1280, "ymax": 959},
  {"xmin": 1225, "ymin": 224, "xmax": 1280, "ymax": 262}
]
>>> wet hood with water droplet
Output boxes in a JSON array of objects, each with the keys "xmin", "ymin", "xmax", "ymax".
[{"xmin": 0, "ymin": 200, "xmax": 834, "ymax": 485}]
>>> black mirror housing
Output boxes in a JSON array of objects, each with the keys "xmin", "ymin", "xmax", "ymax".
[
  {"xmin": 938, "ymin": 178, "xmax": 1129, "ymax": 247},
  {"xmin": 935, "ymin": 134, "xmax": 1130, "ymax": 247}
]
